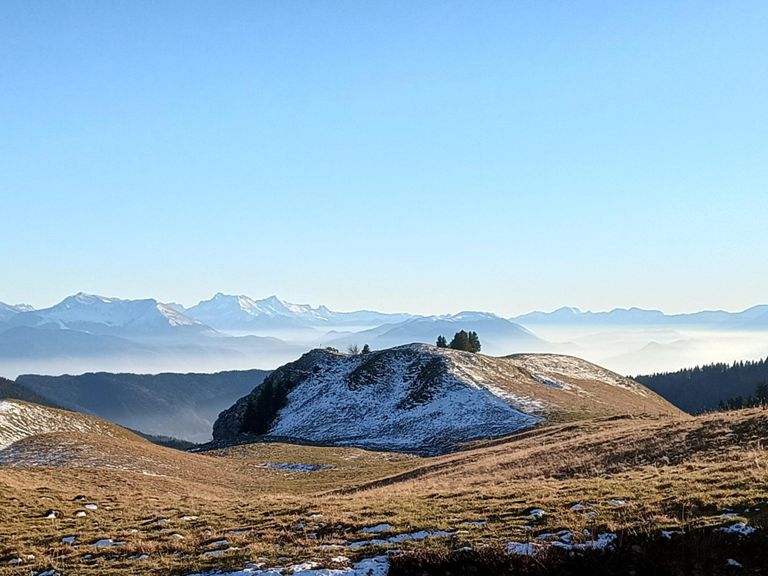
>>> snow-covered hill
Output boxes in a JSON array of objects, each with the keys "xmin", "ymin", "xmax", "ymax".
[{"xmin": 212, "ymin": 344, "xmax": 680, "ymax": 455}]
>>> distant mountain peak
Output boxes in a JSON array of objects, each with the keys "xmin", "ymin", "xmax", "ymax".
[
  {"xmin": 186, "ymin": 294, "xmax": 415, "ymax": 331},
  {"xmin": 4, "ymin": 292, "xmax": 206, "ymax": 334},
  {"xmin": 446, "ymin": 311, "xmax": 502, "ymax": 321},
  {"xmin": 63, "ymin": 292, "xmax": 118, "ymax": 306}
]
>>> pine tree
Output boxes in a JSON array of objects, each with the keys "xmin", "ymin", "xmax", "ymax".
[
  {"xmin": 449, "ymin": 330, "xmax": 470, "ymax": 351},
  {"xmin": 468, "ymin": 331, "xmax": 481, "ymax": 353},
  {"xmin": 436, "ymin": 335, "xmax": 448, "ymax": 348},
  {"xmin": 361, "ymin": 344, "xmax": 371, "ymax": 354}
]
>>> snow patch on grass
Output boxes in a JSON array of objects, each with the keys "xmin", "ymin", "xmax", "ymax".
[{"xmin": 350, "ymin": 530, "xmax": 454, "ymax": 549}]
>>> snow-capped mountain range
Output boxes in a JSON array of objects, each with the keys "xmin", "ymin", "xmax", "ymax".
[
  {"xmin": 184, "ymin": 293, "xmax": 414, "ymax": 331},
  {"xmin": 4, "ymin": 293, "xmax": 766, "ymax": 334},
  {"xmin": 3, "ymin": 293, "xmax": 205, "ymax": 336},
  {"xmin": 1, "ymin": 292, "xmax": 767, "ymax": 378}
]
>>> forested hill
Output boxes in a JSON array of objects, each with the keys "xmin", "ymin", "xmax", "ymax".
[
  {"xmin": 635, "ymin": 357, "xmax": 768, "ymax": 413},
  {"xmin": 0, "ymin": 376, "xmax": 61, "ymax": 408}
]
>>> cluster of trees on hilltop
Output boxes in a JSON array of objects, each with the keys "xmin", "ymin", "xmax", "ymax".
[
  {"xmin": 436, "ymin": 331, "xmax": 481, "ymax": 353},
  {"xmin": 635, "ymin": 357, "xmax": 768, "ymax": 413}
]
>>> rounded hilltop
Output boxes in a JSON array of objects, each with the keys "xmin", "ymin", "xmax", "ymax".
[{"xmin": 213, "ymin": 343, "xmax": 681, "ymax": 455}]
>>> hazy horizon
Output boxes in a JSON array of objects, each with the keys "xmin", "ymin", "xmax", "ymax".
[{"xmin": 2, "ymin": 289, "xmax": 767, "ymax": 319}]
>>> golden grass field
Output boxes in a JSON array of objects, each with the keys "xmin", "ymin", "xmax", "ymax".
[{"xmin": 0, "ymin": 406, "xmax": 766, "ymax": 575}]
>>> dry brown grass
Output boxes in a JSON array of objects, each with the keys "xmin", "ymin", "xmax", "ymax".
[{"xmin": 0, "ymin": 409, "xmax": 766, "ymax": 574}]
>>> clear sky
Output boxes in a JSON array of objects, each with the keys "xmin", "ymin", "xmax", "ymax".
[{"xmin": 1, "ymin": 1, "xmax": 767, "ymax": 316}]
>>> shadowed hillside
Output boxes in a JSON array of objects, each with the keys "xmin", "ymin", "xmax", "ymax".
[{"xmin": 15, "ymin": 369, "xmax": 270, "ymax": 442}]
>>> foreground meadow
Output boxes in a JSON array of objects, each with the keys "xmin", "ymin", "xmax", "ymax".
[{"xmin": 0, "ymin": 409, "xmax": 766, "ymax": 575}]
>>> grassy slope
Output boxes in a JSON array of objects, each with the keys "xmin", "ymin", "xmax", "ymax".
[{"xmin": 0, "ymin": 409, "xmax": 765, "ymax": 575}]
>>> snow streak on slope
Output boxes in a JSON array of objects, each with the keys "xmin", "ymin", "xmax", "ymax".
[
  {"xmin": 442, "ymin": 353, "xmax": 548, "ymax": 412},
  {"xmin": 0, "ymin": 400, "xmax": 122, "ymax": 450},
  {"xmin": 507, "ymin": 354, "xmax": 650, "ymax": 397}
]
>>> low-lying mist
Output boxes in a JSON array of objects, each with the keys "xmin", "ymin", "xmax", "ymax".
[{"xmin": 3, "ymin": 327, "xmax": 766, "ymax": 380}]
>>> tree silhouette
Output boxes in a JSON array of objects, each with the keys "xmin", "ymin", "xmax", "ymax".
[
  {"xmin": 448, "ymin": 330, "xmax": 482, "ymax": 353},
  {"xmin": 468, "ymin": 331, "xmax": 481, "ymax": 353}
]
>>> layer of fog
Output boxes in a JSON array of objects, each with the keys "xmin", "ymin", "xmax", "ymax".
[
  {"xmin": 527, "ymin": 326, "xmax": 768, "ymax": 375},
  {"xmin": 0, "ymin": 347, "xmax": 302, "ymax": 379},
  {"xmin": 3, "ymin": 327, "xmax": 767, "ymax": 380}
]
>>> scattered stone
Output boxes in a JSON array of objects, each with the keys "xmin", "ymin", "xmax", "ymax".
[
  {"xmin": 92, "ymin": 539, "xmax": 123, "ymax": 548},
  {"xmin": 528, "ymin": 508, "xmax": 547, "ymax": 519}
]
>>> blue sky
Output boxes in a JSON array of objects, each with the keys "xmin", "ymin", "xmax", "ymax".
[{"xmin": 2, "ymin": 1, "xmax": 767, "ymax": 315}]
